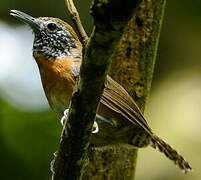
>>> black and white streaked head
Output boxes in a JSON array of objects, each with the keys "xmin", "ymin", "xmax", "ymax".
[{"xmin": 10, "ymin": 10, "xmax": 82, "ymax": 60}]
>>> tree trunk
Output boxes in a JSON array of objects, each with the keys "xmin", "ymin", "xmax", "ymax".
[{"xmin": 83, "ymin": 0, "xmax": 166, "ymax": 179}]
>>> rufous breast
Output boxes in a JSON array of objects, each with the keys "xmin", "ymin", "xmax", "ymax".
[{"xmin": 34, "ymin": 54, "xmax": 76, "ymax": 118}]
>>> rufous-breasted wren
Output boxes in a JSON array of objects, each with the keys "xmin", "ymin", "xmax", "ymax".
[{"xmin": 10, "ymin": 10, "xmax": 192, "ymax": 173}]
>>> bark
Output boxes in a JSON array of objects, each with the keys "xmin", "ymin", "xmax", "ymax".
[{"xmin": 83, "ymin": 0, "xmax": 166, "ymax": 179}]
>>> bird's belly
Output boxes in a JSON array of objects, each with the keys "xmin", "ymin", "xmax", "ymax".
[{"xmin": 49, "ymin": 94, "xmax": 71, "ymax": 118}]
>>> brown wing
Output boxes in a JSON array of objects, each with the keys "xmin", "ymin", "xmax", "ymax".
[
  {"xmin": 101, "ymin": 76, "xmax": 192, "ymax": 173},
  {"xmin": 100, "ymin": 75, "xmax": 152, "ymax": 135}
]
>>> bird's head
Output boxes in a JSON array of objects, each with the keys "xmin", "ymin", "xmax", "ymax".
[{"xmin": 10, "ymin": 10, "xmax": 82, "ymax": 60}]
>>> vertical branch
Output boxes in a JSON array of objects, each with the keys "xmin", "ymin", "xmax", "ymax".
[
  {"xmin": 51, "ymin": 0, "xmax": 142, "ymax": 180},
  {"xmin": 83, "ymin": 0, "xmax": 166, "ymax": 179}
]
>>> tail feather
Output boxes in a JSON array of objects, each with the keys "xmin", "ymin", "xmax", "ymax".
[{"xmin": 150, "ymin": 134, "xmax": 192, "ymax": 173}]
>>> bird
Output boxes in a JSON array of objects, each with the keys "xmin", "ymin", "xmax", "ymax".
[{"xmin": 10, "ymin": 10, "xmax": 192, "ymax": 173}]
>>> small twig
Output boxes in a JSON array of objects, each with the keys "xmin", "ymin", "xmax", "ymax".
[{"xmin": 65, "ymin": 0, "xmax": 89, "ymax": 45}]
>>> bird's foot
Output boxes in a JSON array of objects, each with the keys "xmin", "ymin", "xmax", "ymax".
[
  {"xmin": 60, "ymin": 108, "xmax": 69, "ymax": 125},
  {"xmin": 61, "ymin": 108, "xmax": 99, "ymax": 133},
  {"xmin": 92, "ymin": 121, "xmax": 99, "ymax": 134}
]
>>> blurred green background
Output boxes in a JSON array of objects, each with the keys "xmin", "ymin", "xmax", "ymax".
[{"xmin": 0, "ymin": 0, "xmax": 201, "ymax": 179}]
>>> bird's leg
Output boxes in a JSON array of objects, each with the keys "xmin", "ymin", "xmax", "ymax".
[
  {"xmin": 61, "ymin": 108, "xmax": 99, "ymax": 133},
  {"xmin": 96, "ymin": 114, "xmax": 115, "ymax": 127}
]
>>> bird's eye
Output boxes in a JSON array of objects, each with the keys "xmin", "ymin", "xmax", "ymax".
[{"xmin": 47, "ymin": 22, "xmax": 57, "ymax": 31}]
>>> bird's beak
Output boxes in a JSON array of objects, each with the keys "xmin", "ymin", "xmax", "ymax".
[{"xmin": 10, "ymin": 10, "xmax": 40, "ymax": 32}]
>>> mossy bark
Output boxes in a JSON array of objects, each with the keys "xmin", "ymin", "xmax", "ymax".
[{"xmin": 82, "ymin": 0, "xmax": 166, "ymax": 179}]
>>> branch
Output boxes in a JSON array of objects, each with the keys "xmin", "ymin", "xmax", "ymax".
[
  {"xmin": 51, "ymin": 0, "xmax": 142, "ymax": 180},
  {"xmin": 65, "ymin": 0, "xmax": 89, "ymax": 45}
]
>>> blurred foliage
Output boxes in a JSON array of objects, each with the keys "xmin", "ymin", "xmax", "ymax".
[
  {"xmin": 1, "ymin": 0, "xmax": 93, "ymax": 34},
  {"xmin": 0, "ymin": 97, "xmax": 61, "ymax": 180},
  {"xmin": 154, "ymin": 1, "xmax": 201, "ymax": 83},
  {"xmin": 0, "ymin": 0, "xmax": 201, "ymax": 180}
]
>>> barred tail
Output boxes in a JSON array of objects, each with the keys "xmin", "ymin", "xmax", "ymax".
[{"xmin": 150, "ymin": 134, "xmax": 192, "ymax": 173}]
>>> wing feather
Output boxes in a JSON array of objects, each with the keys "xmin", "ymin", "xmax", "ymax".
[{"xmin": 100, "ymin": 75, "xmax": 152, "ymax": 134}]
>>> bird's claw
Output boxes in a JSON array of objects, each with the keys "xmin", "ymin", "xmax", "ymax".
[
  {"xmin": 92, "ymin": 121, "xmax": 99, "ymax": 133},
  {"xmin": 61, "ymin": 108, "xmax": 99, "ymax": 133},
  {"xmin": 60, "ymin": 108, "xmax": 69, "ymax": 125}
]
